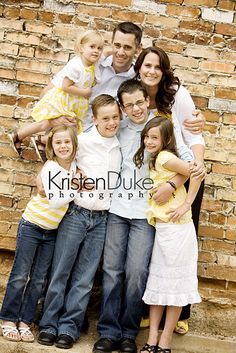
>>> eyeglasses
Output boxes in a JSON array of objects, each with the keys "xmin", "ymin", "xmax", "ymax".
[{"xmin": 123, "ymin": 99, "xmax": 146, "ymax": 111}]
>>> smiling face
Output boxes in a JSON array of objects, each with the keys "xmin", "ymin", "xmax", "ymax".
[
  {"xmin": 52, "ymin": 130, "xmax": 74, "ymax": 164},
  {"xmin": 112, "ymin": 30, "xmax": 140, "ymax": 73},
  {"xmin": 93, "ymin": 103, "xmax": 120, "ymax": 138},
  {"xmin": 121, "ymin": 89, "xmax": 150, "ymax": 125},
  {"xmin": 80, "ymin": 36, "xmax": 104, "ymax": 66},
  {"xmin": 144, "ymin": 126, "xmax": 163, "ymax": 154},
  {"xmin": 139, "ymin": 52, "xmax": 163, "ymax": 88}
]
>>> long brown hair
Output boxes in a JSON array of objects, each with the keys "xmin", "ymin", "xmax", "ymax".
[
  {"xmin": 134, "ymin": 117, "xmax": 177, "ymax": 169},
  {"xmin": 134, "ymin": 47, "xmax": 180, "ymax": 115}
]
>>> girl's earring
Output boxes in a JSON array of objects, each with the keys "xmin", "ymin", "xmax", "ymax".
[{"xmin": 137, "ymin": 74, "xmax": 141, "ymax": 81}]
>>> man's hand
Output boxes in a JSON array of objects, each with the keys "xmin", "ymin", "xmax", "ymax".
[
  {"xmin": 151, "ymin": 182, "xmax": 174, "ymax": 205},
  {"xmin": 166, "ymin": 202, "xmax": 191, "ymax": 222},
  {"xmin": 184, "ymin": 110, "xmax": 205, "ymax": 134},
  {"xmin": 49, "ymin": 116, "xmax": 76, "ymax": 128}
]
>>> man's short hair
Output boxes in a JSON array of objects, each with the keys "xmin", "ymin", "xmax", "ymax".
[
  {"xmin": 112, "ymin": 22, "xmax": 142, "ymax": 45},
  {"xmin": 92, "ymin": 94, "xmax": 118, "ymax": 116},
  {"xmin": 117, "ymin": 79, "xmax": 148, "ymax": 106}
]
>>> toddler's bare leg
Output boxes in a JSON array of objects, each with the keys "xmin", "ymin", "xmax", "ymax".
[{"xmin": 17, "ymin": 120, "xmax": 51, "ymax": 141}]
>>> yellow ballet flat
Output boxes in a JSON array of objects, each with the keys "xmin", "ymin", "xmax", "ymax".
[{"xmin": 174, "ymin": 320, "xmax": 189, "ymax": 335}]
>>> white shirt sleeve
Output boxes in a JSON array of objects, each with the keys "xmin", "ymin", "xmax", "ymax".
[
  {"xmin": 51, "ymin": 57, "xmax": 83, "ymax": 87},
  {"xmin": 41, "ymin": 160, "xmax": 77, "ymax": 208},
  {"xmin": 172, "ymin": 85, "xmax": 205, "ymax": 148}
]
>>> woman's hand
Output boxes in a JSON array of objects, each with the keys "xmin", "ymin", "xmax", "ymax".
[
  {"xmin": 184, "ymin": 110, "xmax": 205, "ymax": 134},
  {"xmin": 189, "ymin": 160, "xmax": 206, "ymax": 180},
  {"xmin": 151, "ymin": 182, "xmax": 174, "ymax": 205},
  {"xmin": 166, "ymin": 202, "xmax": 191, "ymax": 222}
]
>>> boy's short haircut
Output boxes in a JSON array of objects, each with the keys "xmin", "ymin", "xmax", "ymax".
[
  {"xmin": 117, "ymin": 79, "xmax": 148, "ymax": 106},
  {"xmin": 92, "ymin": 94, "xmax": 118, "ymax": 117},
  {"xmin": 112, "ymin": 22, "xmax": 142, "ymax": 45}
]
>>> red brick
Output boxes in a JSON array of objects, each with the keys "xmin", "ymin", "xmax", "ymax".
[
  {"xmin": 198, "ymin": 225, "xmax": 224, "ymax": 239},
  {"xmin": 16, "ymin": 70, "xmax": 50, "ymax": 85},
  {"xmin": 3, "ymin": 6, "xmax": 20, "ymax": 19},
  {"xmin": 204, "ymin": 110, "xmax": 220, "ymax": 123},
  {"xmin": 57, "ymin": 14, "xmax": 73, "ymax": 24},
  {"xmin": 167, "ymin": 4, "xmax": 201, "ymax": 17},
  {"xmin": 195, "ymin": 34, "xmax": 211, "ymax": 45},
  {"xmin": 225, "ymin": 230, "xmax": 236, "ymax": 241},
  {"xmin": 180, "ymin": 19, "xmax": 214, "ymax": 33},
  {"xmin": 38, "ymin": 11, "xmax": 55, "ymax": 23},
  {"xmin": 202, "ymin": 239, "xmax": 234, "ymax": 253},
  {"xmin": 209, "ymin": 214, "xmax": 226, "ymax": 225},
  {"xmin": 18, "ymin": 46, "xmax": 35, "ymax": 58},
  {"xmin": 20, "ymin": 8, "xmax": 37, "ymax": 20},
  {"xmin": 77, "ymin": 5, "xmax": 111, "ymax": 18},
  {"xmin": 153, "ymin": 40, "xmax": 184, "ymax": 54},
  {"xmin": 218, "ymin": 0, "xmax": 235, "ymax": 10},
  {"xmin": 222, "ymin": 113, "xmax": 236, "ymax": 125},
  {"xmin": 100, "ymin": 0, "xmax": 132, "ymax": 5},
  {"xmin": 215, "ymin": 23, "xmax": 236, "ymax": 37},
  {"xmin": 161, "ymin": 28, "xmax": 178, "ymax": 39},
  {"xmin": 19, "ymin": 84, "xmax": 43, "ymax": 97},
  {"xmin": 175, "ymin": 32, "xmax": 194, "ymax": 43},
  {"xmin": 0, "ymin": 195, "xmax": 13, "ymax": 207},
  {"xmin": 15, "ymin": 173, "xmax": 36, "ymax": 186},
  {"xmin": 18, "ymin": 97, "xmax": 36, "ymax": 108},
  {"xmin": 212, "ymin": 163, "xmax": 236, "ymax": 176},
  {"xmin": 215, "ymin": 88, "xmax": 236, "ymax": 100},
  {"xmin": 192, "ymin": 96, "xmax": 208, "ymax": 109},
  {"xmin": 186, "ymin": 0, "xmax": 217, "ymax": 4},
  {"xmin": 4, "ymin": 0, "xmax": 38, "ymax": 4},
  {"xmin": 0, "ymin": 95, "xmax": 16, "ymax": 105},
  {"xmin": 112, "ymin": 9, "xmax": 145, "ymax": 23}
]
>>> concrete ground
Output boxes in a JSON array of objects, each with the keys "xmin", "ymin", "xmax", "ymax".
[{"xmin": 0, "ymin": 320, "xmax": 235, "ymax": 353}]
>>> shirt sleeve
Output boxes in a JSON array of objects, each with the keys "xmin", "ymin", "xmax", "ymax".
[
  {"xmin": 41, "ymin": 161, "xmax": 77, "ymax": 208},
  {"xmin": 157, "ymin": 151, "xmax": 178, "ymax": 166},
  {"xmin": 172, "ymin": 85, "xmax": 205, "ymax": 148},
  {"xmin": 61, "ymin": 57, "xmax": 82, "ymax": 84}
]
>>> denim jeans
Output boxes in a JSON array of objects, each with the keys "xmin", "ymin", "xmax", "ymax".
[
  {"xmin": 97, "ymin": 213, "xmax": 155, "ymax": 341},
  {"xmin": 0, "ymin": 218, "xmax": 56, "ymax": 324},
  {"xmin": 39, "ymin": 203, "xmax": 108, "ymax": 340}
]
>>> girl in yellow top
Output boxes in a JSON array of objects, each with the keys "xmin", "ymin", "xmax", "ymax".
[
  {"xmin": 9, "ymin": 30, "xmax": 104, "ymax": 157},
  {"xmin": 134, "ymin": 117, "xmax": 201, "ymax": 353},
  {"xmin": 0, "ymin": 126, "xmax": 78, "ymax": 343}
]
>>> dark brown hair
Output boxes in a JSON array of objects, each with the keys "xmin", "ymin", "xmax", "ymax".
[
  {"xmin": 134, "ymin": 46, "xmax": 180, "ymax": 115},
  {"xmin": 134, "ymin": 116, "xmax": 177, "ymax": 169},
  {"xmin": 117, "ymin": 79, "xmax": 148, "ymax": 106},
  {"xmin": 112, "ymin": 22, "xmax": 142, "ymax": 45}
]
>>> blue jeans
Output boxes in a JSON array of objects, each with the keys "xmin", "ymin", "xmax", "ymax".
[
  {"xmin": 97, "ymin": 213, "xmax": 155, "ymax": 341},
  {"xmin": 0, "ymin": 218, "xmax": 56, "ymax": 324},
  {"xmin": 39, "ymin": 203, "xmax": 108, "ymax": 340}
]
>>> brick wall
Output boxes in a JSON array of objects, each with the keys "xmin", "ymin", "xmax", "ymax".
[{"xmin": 0, "ymin": 0, "xmax": 236, "ymax": 332}]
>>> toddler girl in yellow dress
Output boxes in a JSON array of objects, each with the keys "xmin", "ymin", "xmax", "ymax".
[{"xmin": 9, "ymin": 29, "xmax": 104, "ymax": 159}]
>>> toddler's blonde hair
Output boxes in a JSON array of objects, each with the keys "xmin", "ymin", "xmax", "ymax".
[{"xmin": 74, "ymin": 29, "xmax": 104, "ymax": 54}]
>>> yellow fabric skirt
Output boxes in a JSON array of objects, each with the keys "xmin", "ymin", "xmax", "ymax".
[{"xmin": 31, "ymin": 87, "xmax": 88, "ymax": 133}]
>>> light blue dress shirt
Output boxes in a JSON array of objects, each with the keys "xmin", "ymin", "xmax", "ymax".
[{"xmin": 110, "ymin": 114, "xmax": 154, "ymax": 219}]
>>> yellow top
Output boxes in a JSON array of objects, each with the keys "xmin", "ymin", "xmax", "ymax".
[{"xmin": 147, "ymin": 150, "xmax": 192, "ymax": 226}]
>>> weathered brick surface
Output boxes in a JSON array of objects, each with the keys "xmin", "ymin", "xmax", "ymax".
[{"xmin": 0, "ymin": 0, "xmax": 236, "ymax": 338}]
